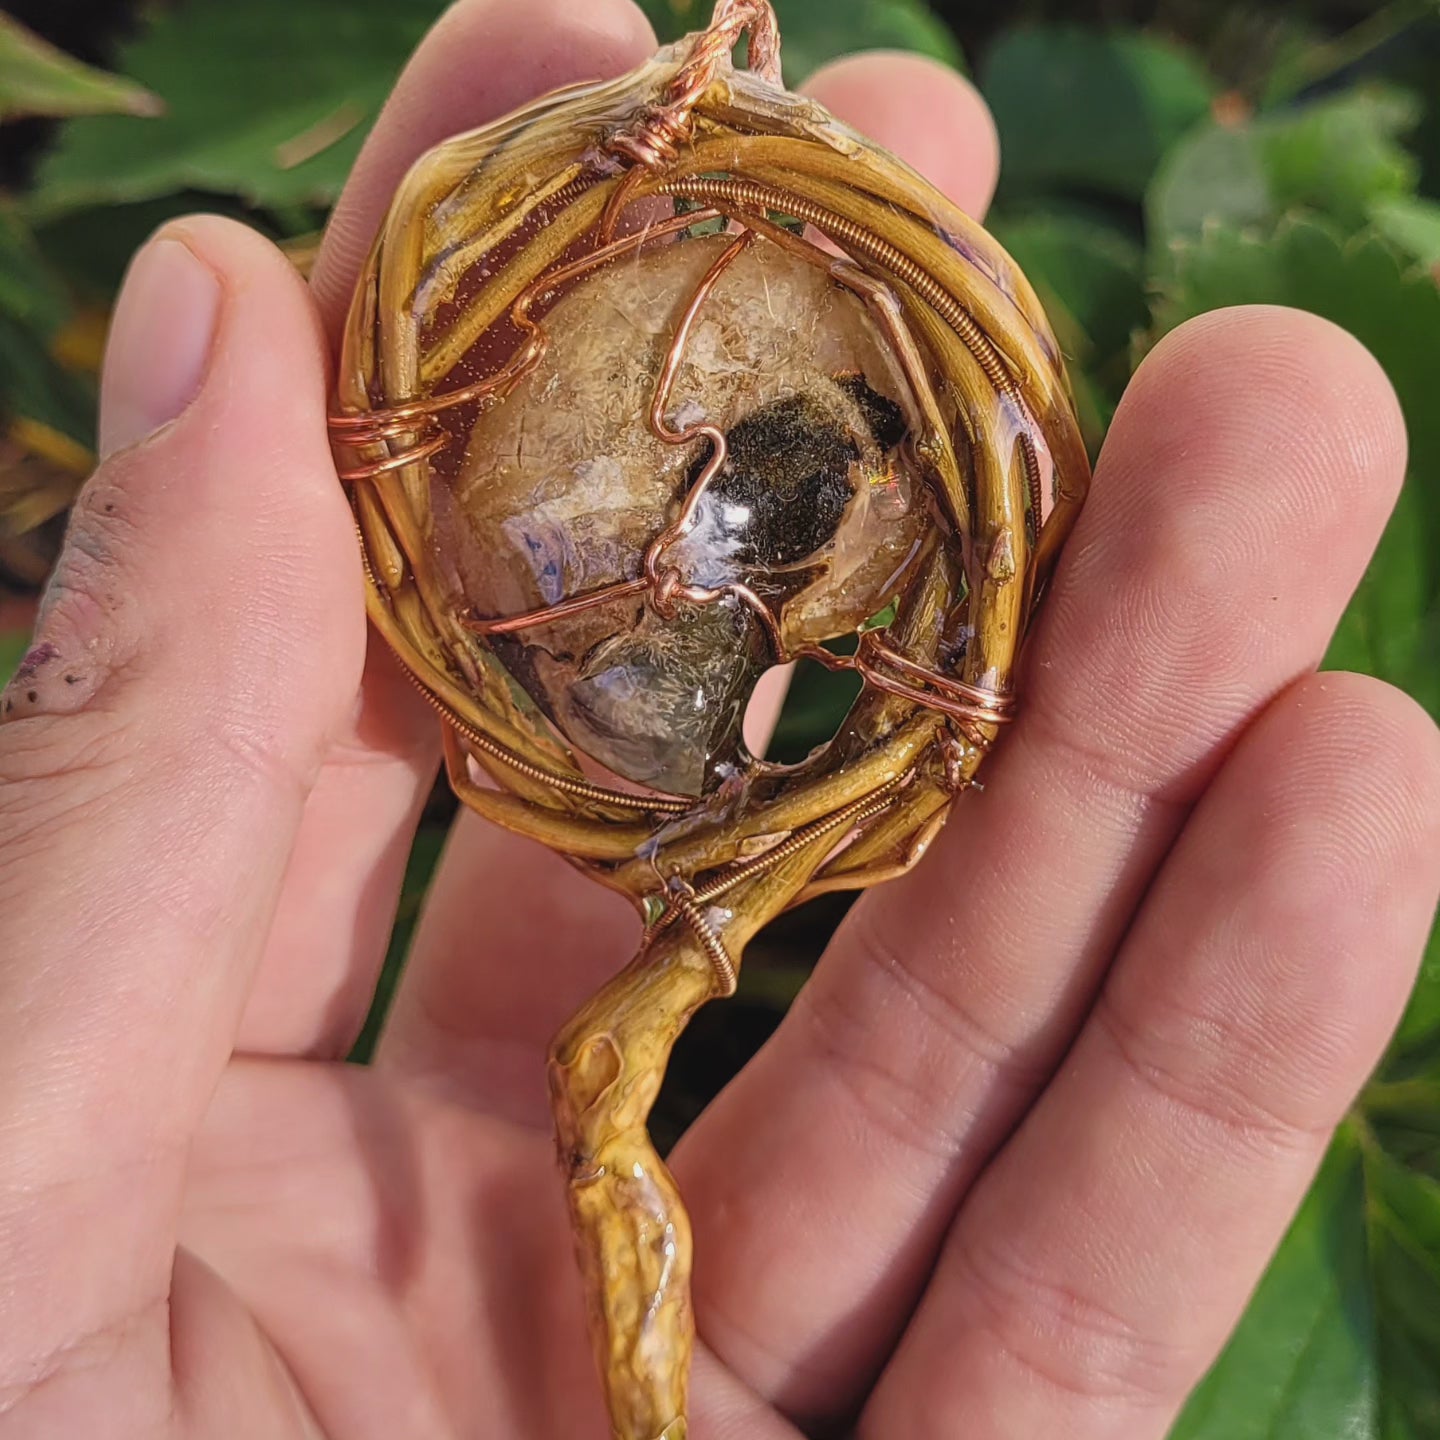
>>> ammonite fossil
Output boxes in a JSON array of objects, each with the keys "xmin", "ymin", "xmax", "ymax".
[{"xmin": 329, "ymin": 4, "xmax": 1089, "ymax": 1435}]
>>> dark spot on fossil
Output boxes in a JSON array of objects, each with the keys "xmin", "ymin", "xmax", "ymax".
[
  {"xmin": 27, "ymin": 690, "xmax": 38, "ymax": 703},
  {"xmin": 103, "ymin": 502, "xmax": 115, "ymax": 514},
  {"xmin": 835, "ymin": 372, "xmax": 908, "ymax": 450},
  {"xmin": 64, "ymin": 674, "xmax": 78, "ymax": 685},
  {"xmin": 688, "ymin": 393, "xmax": 858, "ymax": 571},
  {"xmin": 3, "ymin": 699, "xmax": 12, "ymax": 714}
]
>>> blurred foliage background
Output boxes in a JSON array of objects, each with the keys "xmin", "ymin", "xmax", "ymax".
[{"xmin": 1, "ymin": 0, "xmax": 1438, "ymax": 1432}]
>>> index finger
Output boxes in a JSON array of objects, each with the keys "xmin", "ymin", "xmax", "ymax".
[
  {"xmin": 234, "ymin": 0, "xmax": 660, "ymax": 1058},
  {"xmin": 310, "ymin": 0, "xmax": 657, "ymax": 336}
]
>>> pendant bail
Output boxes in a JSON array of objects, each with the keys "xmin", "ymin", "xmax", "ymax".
[{"xmin": 606, "ymin": 0, "xmax": 782, "ymax": 169}]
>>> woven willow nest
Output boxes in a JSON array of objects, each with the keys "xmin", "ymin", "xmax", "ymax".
[{"xmin": 330, "ymin": 4, "xmax": 1088, "ymax": 1435}]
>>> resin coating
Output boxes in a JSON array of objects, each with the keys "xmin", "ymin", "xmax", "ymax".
[{"xmin": 436, "ymin": 233, "xmax": 927, "ymax": 794}]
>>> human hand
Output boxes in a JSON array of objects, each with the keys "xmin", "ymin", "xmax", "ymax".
[{"xmin": 2, "ymin": 3, "xmax": 1438, "ymax": 1438}]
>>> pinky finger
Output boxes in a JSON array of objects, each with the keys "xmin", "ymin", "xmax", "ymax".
[{"xmin": 862, "ymin": 671, "xmax": 1440, "ymax": 1439}]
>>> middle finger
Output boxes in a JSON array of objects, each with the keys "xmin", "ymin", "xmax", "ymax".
[
  {"xmin": 234, "ymin": 0, "xmax": 659, "ymax": 1057},
  {"xmin": 675, "ymin": 305, "xmax": 1406, "ymax": 1422}
]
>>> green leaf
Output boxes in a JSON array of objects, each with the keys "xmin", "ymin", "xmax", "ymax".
[
  {"xmin": 0, "ymin": 629, "xmax": 28, "ymax": 689},
  {"xmin": 987, "ymin": 206, "xmax": 1146, "ymax": 446},
  {"xmin": 0, "ymin": 13, "xmax": 162, "ymax": 123},
  {"xmin": 989, "ymin": 207, "xmax": 1146, "ymax": 365},
  {"xmin": 31, "ymin": 0, "xmax": 448, "ymax": 218},
  {"xmin": 0, "ymin": 206, "xmax": 72, "ymax": 341},
  {"xmin": 0, "ymin": 316, "xmax": 95, "ymax": 445},
  {"xmin": 769, "ymin": 653, "xmax": 861, "ymax": 765},
  {"xmin": 1390, "ymin": 925, "xmax": 1440, "ymax": 1069},
  {"xmin": 1154, "ymin": 216, "xmax": 1440, "ymax": 1440},
  {"xmin": 35, "ymin": 195, "xmax": 266, "ymax": 304},
  {"xmin": 1170, "ymin": 1128, "xmax": 1378, "ymax": 1440},
  {"xmin": 1263, "ymin": 1, "xmax": 1437, "ymax": 106},
  {"xmin": 1261, "ymin": 90, "xmax": 1418, "ymax": 230},
  {"xmin": 1172, "ymin": 1123, "xmax": 1440, "ymax": 1440},
  {"xmin": 37, "ymin": 0, "xmax": 958, "ymax": 218},
  {"xmin": 1361, "ymin": 1129, "xmax": 1440, "ymax": 1435},
  {"xmin": 348, "ymin": 822, "xmax": 446, "ymax": 1064},
  {"xmin": 1152, "ymin": 222, "xmax": 1440, "ymax": 555},
  {"xmin": 634, "ymin": 0, "xmax": 960, "ymax": 83},
  {"xmin": 1327, "ymin": 484, "xmax": 1440, "ymax": 1062},
  {"xmin": 1326, "ymin": 481, "xmax": 1440, "ymax": 723},
  {"xmin": 0, "ymin": 208, "xmax": 93, "ymax": 445},
  {"xmin": 1368, "ymin": 195, "xmax": 1440, "ymax": 270},
  {"xmin": 1147, "ymin": 122, "xmax": 1276, "ymax": 250},
  {"xmin": 1148, "ymin": 90, "xmax": 1420, "ymax": 254},
  {"xmin": 983, "ymin": 27, "xmax": 1214, "ymax": 203},
  {"xmin": 1155, "ymin": 220, "xmax": 1440, "ymax": 734}
]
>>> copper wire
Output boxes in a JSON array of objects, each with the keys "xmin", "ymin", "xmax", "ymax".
[
  {"xmin": 644, "ymin": 770, "xmax": 907, "ymax": 992},
  {"xmin": 599, "ymin": 165, "xmax": 650, "ymax": 243},
  {"xmin": 332, "ymin": 433, "xmax": 448, "ymax": 480},
  {"xmin": 329, "ymin": 206, "xmax": 722, "ymax": 483},
  {"xmin": 858, "ymin": 632, "xmax": 1014, "ymax": 724},
  {"xmin": 606, "ymin": 0, "xmax": 782, "ymax": 170},
  {"xmin": 477, "ymin": 577, "xmax": 651, "ymax": 636},
  {"xmin": 655, "ymin": 173, "xmax": 1045, "ymax": 520},
  {"xmin": 468, "ymin": 229, "xmax": 789, "ymax": 660},
  {"xmin": 607, "ymin": 105, "xmax": 695, "ymax": 170},
  {"xmin": 639, "ymin": 230, "xmax": 790, "ymax": 656},
  {"xmin": 791, "ymin": 635, "xmax": 1012, "ymax": 736},
  {"xmin": 347, "ymin": 195, "xmax": 1014, "ymax": 741},
  {"xmin": 665, "ymin": 772, "xmax": 907, "ymax": 920},
  {"xmin": 668, "ymin": 890, "xmax": 738, "ymax": 994},
  {"xmin": 335, "ymin": 64, "xmax": 1028, "ymax": 839},
  {"xmin": 669, "ymin": 0, "xmax": 782, "ymax": 107},
  {"xmin": 420, "ymin": 683, "xmax": 694, "ymax": 814},
  {"xmin": 938, "ymin": 730, "xmax": 979, "ymax": 791},
  {"xmin": 378, "ymin": 566, "xmax": 694, "ymax": 816}
]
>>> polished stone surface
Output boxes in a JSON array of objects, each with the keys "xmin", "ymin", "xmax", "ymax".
[{"xmin": 438, "ymin": 231, "xmax": 926, "ymax": 795}]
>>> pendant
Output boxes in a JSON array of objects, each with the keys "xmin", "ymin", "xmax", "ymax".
[{"xmin": 329, "ymin": 3, "xmax": 1088, "ymax": 1434}]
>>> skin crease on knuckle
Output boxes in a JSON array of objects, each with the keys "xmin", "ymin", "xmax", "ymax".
[
  {"xmin": 1028, "ymin": 310, "xmax": 1405, "ymax": 805},
  {"xmin": 791, "ymin": 898, "xmax": 1055, "ymax": 1164},
  {"xmin": 873, "ymin": 677, "xmax": 1440, "ymax": 1436}
]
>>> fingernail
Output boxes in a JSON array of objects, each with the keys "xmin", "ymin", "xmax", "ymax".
[{"xmin": 99, "ymin": 233, "xmax": 222, "ymax": 458}]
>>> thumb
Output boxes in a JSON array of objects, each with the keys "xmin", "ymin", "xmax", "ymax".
[{"xmin": 0, "ymin": 217, "xmax": 363, "ymax": 1384}]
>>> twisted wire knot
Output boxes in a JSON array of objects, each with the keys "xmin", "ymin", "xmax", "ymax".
[{"xmin": 605, "ymin": 0, "xmax": 782, "ymax": 171}]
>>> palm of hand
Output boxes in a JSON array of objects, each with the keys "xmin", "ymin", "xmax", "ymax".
[
  {"xmin": 2, "ymin": 4, "xmax": 1438, "ymax": 1440},
  {"xmin": 183, "ymin": 1059, "xmax": 606, "ymax": 1437}
]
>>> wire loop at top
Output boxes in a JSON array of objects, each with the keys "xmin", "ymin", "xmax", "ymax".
[
  {"xmin": 671, "ymin": 0, "xmax": 783, "ymax": 106},
  {"xmin": 607, "ymin": 0, "xmax": 782, "ymax": 168}
]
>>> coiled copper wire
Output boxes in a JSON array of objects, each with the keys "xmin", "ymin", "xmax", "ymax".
[
  {"xmin": 331, "ymin": 37, "xmax": 1025, "ymax": 861},
  {"xmin": 352, "ymin": 524, "xmax": 695, "ymax": 816},
  {"xmin": 329, "ymin": 204, "xmax": 720, "ymax": 484},
  {"xmin": 648, "ymin": 771, "xmax": 907, "ymax": 992},
  {"xmin": 451, "ymin": 211, "xmax": 1015, "ymax": 737},
  {"xmin": 655, "ymin": 173, "xmax": 1046, "ymax": 521}
]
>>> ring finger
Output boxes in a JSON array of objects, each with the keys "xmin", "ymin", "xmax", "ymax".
[{"xmin": 676, "ymin": 305, "xmax": 1408, "ymax": 1423}]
